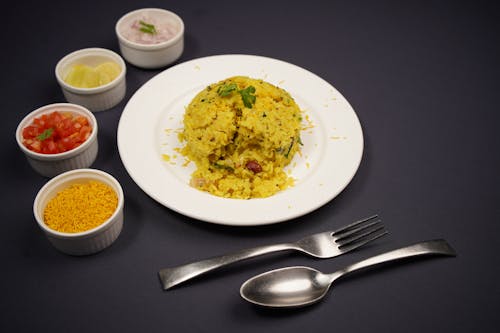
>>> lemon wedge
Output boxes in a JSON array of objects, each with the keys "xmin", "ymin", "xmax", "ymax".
[
  {"xmin": 64, "ymin": 62, "xmax": 121, "ymax": 88},
  {"xmin": 64, "ymin": 64, "xmax": 99, "ymax": 88},
  {"xmin": 96, "ymin": 62, "xmax": 122, "ymax": 86}
]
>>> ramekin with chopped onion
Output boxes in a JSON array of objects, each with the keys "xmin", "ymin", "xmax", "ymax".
[{"xmin": 115, "ymin": 8, "xmax": 184, "ymax": 69}]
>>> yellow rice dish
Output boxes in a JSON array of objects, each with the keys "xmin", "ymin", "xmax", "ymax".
[{"xmin": 179, "ymin": 76, "xmax": 303, "ymax": 199}]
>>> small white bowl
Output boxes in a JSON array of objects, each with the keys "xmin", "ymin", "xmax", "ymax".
[
  {"xmin": 55, "ymin": 48, "xmax": 127, "ymax": 112},
  {"xmin": 33, "ymin": 168, "xmax": 124, "ymax": 255},
  {"xmin": 16, "ymin": 103, "xmax": 98, "ymax": 177},
  {"xmin": 115, "ymin": 8, "xmax": 184, "ymax": 69}
]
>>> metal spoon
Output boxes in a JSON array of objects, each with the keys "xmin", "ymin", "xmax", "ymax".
[{"xmin": 240, "ymin": 239, "xmax": 456, "ymax": 308}]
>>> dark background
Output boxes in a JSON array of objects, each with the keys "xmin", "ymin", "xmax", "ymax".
[{"xmin": 2, "ymin": 0, "xmax": 499, "ymax": 332}]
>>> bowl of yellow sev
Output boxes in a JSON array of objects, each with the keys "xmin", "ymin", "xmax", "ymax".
[{"xmin": 33, "ymin": 168, "xmax": 124, "ymax": 255}]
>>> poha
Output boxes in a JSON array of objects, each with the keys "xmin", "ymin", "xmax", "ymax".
[{"xmin": 179, "ymin": 76, "xmax": 303, "ymax": 199}]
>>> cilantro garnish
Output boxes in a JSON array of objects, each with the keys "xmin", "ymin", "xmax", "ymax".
[
  {"xmin": 284, "ymin": 137, "xmax": 295, "ymax": 158},
  {"xmin": 217, "ymin": 83, "xmax": 257, "ymax": 108},
  {"xmin": 36, "ymin": 128, "xmax": 53, "ymax": 141},
  {"xmin": 212, "ymin": 163, "xmax": 234, "ymax": 172},
  {"xmin": 139, "ymin": 20, "xmax": 157, "ymax": 34},
  {"xmin": 238, "ymin": 86, "xmax": 256, "ymax": 108},
  {"xmin": 217, "ymin": 83, "xmax": 237, "ymax": 97}
]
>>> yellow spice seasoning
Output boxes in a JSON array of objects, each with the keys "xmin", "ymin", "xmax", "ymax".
[{"xmin": 43, "ymin": 181, "xmax": 118, "ymax": 233}]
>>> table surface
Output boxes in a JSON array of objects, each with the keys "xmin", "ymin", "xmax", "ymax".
[{"xmin": 2, "ymin": 0, "xmax": 499, "ymax": 332}]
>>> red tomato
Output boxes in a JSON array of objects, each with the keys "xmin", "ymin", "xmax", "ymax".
[
  {"xmin": 21, "ymin": 111, "xmax": 92, "ymax": 154},
  {"xmin": 22, "ymin": 125, "xmax": 42, "ymax": 138}
]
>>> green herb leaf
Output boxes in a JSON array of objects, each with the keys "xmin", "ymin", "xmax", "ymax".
[
  {"xmin": 139, "ymin": 20, "xmax": 157, "ymax": 34},
  {"xmin": 239, "ymin": 86, "xmax": 256, "ymax": 108},
  {"xmin": 212, "ymin": 162, "xmax": 234, "ymax": 172},
  {"xmin": 284, "ymin": 137, "xmax": 295, "ymax": 158},
  {"xmin": 36, "ymin": 128, "xmax": 53, "ymax": 141},
  {"xmin": 217, "ymin": 83, "xmax": 237, "ymax": 97}
]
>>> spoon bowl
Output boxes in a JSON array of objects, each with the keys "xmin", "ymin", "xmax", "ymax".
[
  {"xmin": 240, "ymin": 239, "xmax": 456, "ymax": 308},
  {"xmin": 240, "ymin": 266, "xmax": 332, "ymax": 307}
]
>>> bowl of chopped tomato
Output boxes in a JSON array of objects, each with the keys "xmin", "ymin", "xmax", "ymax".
[{"xmin": 16, "ymin": 103, "xmax": 98, "ymax": 177}]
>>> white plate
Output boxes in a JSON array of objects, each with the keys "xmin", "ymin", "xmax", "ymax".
[{"xmin": 117, "ymin": 54, "xmax": 363, "ymax": 226}]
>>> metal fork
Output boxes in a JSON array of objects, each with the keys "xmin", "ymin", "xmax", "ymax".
[{"xmin": 158, "ymin": 214, "xmax": 387, "ymax": 290}]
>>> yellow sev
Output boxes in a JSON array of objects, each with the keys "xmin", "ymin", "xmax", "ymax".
[{"xmin": 43, "ymin": 181, "xmax": 118, "ymax": 233}]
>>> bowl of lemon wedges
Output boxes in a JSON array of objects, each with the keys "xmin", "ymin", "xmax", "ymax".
[{"xmin": 55, "ymin": 48, "xmax": 126, "ymax": 112}]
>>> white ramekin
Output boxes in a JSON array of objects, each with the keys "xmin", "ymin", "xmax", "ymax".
[
  {"xmin": 115, "ymin": 8, "xmax": 184, "ymax": 69},
  {"xmin": 16, "ymin": 103, "xmax": 98, "ymax": 178},
  {"xmin": 55, "ymin": 48, "xmax": 127, "ymax": 112},
  {"xmin": 33, "ymin": 168, "xmax": 124, "ymax": 256}
]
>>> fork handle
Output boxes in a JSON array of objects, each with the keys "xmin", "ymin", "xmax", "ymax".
[
  {"xmin": 331, "ymin": 239, "xmax": 456, "ymax": 281},
  {"xmin": 159, "ymin": 242, "xmax": 297, "ymax": 290}
]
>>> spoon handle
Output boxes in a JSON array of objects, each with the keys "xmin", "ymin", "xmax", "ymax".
[
  {"xmin": 158, "ymin": 242, "xmax": 296, "ymax": 290},
  {"xmin": 332, "ymin": 239, "xmax": 456, "ymax": 280}
]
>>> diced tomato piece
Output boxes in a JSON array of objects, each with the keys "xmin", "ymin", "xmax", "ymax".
[
  {"xmin": 30, "ymin": 141, "xmax": 41, "ymax": 152},
  {"xmin": 48, "ymin": 140, "xmax": 58, "ymax": 154},
  {"xmin": 74, "ymin": 116, "xmax": 88, "ymax": 126},
  {"xmin": 79, "ymin": 125, "xmax": 92, "ymax": 139},
  {"xmin": 51, "ymin": 111, "xmax": 63, "ymax": 124},
  {"xmin": 22, "ymin": 125, "xmax": 42, "ymax": 138},
  {"xmin": 21, "ymin": 111, "xmax": 92, "ymax": 154},
  {"xmin": 60, "ymin": 136, "xmax": 76, "ymax": 151}
]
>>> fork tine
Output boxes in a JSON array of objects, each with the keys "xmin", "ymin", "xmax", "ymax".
[
  {"xmin": 332, "ymin": 214, "xmax": 379, "ymax": 236},
  {"xmin": 334, "ymin": 219, "xmax": 383, "ymax": 241},
  {"xmin": 338, "ymin": 228, "xmax": 388, "ymax": 254}
]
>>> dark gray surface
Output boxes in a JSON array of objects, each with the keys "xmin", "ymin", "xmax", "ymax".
[{"xmin": 2, "ymin": 0, "xmax": 499, "ymax": 332}]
